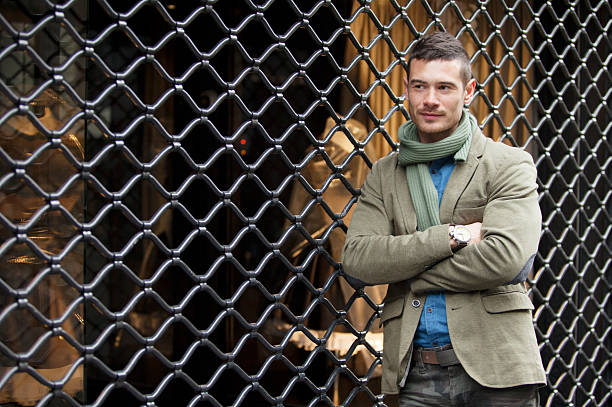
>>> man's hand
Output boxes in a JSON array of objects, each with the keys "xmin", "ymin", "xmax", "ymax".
[
  {"xmin": 449, "ymin": 222, "xmax": 482, "ymax": 250},
  {"xmin": 465, "ymin": 222, "xmax": 482, "ymax": 245}
]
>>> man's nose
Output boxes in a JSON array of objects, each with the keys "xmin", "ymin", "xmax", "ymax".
[{"xmin": 423, "ymin": 88, "xmax": 439, "ymax": 106}]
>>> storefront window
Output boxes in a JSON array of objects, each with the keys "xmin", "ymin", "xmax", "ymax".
[{"xmin": 0, "ymin": 1, "xmax": 609, "ymax": 406}]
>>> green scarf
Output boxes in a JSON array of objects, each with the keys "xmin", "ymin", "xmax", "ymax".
[{"xmin": 398, "ymin": 110, "xmax": 478, "ymax": 231}]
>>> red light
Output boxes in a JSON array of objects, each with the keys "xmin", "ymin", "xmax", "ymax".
[{"xmin": 240, "ymin": 139, "xmax": 246, "ymax": 145}]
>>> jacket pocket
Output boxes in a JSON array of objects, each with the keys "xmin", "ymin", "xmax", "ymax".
[
  {"xmin": 482, "ymin": 283, "xmax": 525, "ymax": 296},
  {"xmin": 482, "ymin": 291, "xmax": 534, "ymax": 313}
]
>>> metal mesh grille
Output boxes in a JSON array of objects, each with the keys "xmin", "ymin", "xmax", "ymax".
[{"xmin": 0, "ymin": 1, "xmax": 609, "ymax": 406}]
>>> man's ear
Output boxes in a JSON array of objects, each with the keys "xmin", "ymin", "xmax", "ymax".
[
  {"xmin": 403, "ymin": 76, "xmax": 409, "ymax": 97},
  {"xmin": 464, "ymin": 78, "xmax": 476, "ymax": 105}
]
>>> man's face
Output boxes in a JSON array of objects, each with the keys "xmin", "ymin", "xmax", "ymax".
[{"xmin": 405, "ymin": 58, "xmax": 475, "ymax": 143}]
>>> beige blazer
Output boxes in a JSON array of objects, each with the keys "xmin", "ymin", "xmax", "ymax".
[{"xmin": 342, "ymin": 127, "xmax": 546, "ymax": 394}]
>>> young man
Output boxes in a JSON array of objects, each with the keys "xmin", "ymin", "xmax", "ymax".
[{"xmin": 342, "ymin": 32, "xmax": 546, "ymax": 406}]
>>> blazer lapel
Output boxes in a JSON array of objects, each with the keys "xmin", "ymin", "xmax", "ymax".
[{"xmin": 439, "ymin": 129, "xmax": 487, "ymax": 223}]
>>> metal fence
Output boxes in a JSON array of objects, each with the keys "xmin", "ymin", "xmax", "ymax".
[{"xmin": 0, "ymin": 1, "xmax": 609, "ymax": 406}]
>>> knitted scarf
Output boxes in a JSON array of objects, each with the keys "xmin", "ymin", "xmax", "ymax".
[{"xmin": 398, "ymin": 110, "xmax": 477, "ymax": 231}]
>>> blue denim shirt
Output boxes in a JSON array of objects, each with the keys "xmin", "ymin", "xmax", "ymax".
[{"xmin": 412, "ymin": 155, "xmax": 455, "ymax": 348}]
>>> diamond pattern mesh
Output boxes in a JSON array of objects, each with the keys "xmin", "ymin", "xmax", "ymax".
[{"xmin": 0, "ymin": 1, "xmax": 609, "ymax": 406}]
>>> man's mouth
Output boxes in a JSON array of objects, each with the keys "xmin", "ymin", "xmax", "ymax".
[{"xmin": 420, "ymin": 112, "xmax": 442, "ymax": 119}]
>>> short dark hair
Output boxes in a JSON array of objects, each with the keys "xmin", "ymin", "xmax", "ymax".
[{"xmin": 406, "ymin": 32, "xmax": 473, "ymax": 85}]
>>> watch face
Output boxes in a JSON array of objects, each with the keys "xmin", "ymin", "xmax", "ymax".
[{"xmin": 454, "ymin": 226, "xmax": 471, "ymax": 243}]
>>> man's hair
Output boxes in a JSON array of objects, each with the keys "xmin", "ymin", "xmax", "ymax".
[{"xmin": 406, "ymin": 32, "xmax": 473, "ymax": 85}]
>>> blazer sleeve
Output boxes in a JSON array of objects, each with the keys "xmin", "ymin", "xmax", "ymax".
[
  {"xmin": 409, "ymin": 150, "xmax": 541, "ymax": 293},
  {"xmin": 342, "ymin": 157, "xmax": 453, "ymax": 285}
]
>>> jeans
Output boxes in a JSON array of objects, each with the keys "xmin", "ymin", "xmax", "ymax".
[{"xmin": 398, "ymin": 356, "xmax": 539, "ymax": 407}]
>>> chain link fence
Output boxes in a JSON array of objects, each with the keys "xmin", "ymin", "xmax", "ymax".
[{"xmin": 0, "ymin": 1, "xmax": 609, "ymax": 406}]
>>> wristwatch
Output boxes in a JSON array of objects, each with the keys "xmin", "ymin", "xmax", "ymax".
[{"xmin": 449, "ymin": 224, "xmax": 471, "ymax": 250}]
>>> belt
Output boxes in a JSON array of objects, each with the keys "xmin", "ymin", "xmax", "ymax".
[{"xmin": 412, "ymin": 346, "xmax": 460, "ymax": 367}]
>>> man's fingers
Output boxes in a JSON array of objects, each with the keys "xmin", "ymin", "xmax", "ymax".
[{"xmin": 467, "ymin": 222, "xmax": 482, "ymax": 243}]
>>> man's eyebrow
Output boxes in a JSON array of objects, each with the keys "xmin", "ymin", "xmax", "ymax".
[{"xmin": 408, "ymin": 79, "xmax": 458, "ymax": 87}]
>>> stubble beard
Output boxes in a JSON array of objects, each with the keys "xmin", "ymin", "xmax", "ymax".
[{"xmin": 416, "ymin": 118, "xmax": 457, "ymax": 143}]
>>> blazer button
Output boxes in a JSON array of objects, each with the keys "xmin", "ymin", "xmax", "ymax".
[{"xmin": 412, "ymin": 299, "xmax": 421, "ymax": 308}]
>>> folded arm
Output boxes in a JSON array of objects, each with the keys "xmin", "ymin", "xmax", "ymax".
[
  {"xmin": 342, "ymin": 158, "xmax": 453, "ymax": 285},
  {"xmin": 410, "ymin": 151, "xmax": 541, "ymax": 293}
]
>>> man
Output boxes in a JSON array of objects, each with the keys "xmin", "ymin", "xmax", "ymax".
[{"xmin": 342, "ymin": 32, "xmax": 546, "ymax": 406}]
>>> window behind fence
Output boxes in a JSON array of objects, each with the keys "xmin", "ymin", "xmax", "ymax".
[{"xmin": 0, "ymin": 1, "xmax": 609, "ymax": 406}]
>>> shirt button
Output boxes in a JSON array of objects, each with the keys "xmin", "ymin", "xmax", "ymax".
[
  {"xmin": 427, "ymin": 307, "xmax": 433, "ymax": 313},
  {"xmin": 412, "ymin": 299, "xmax": 421, "ymax": 308}
]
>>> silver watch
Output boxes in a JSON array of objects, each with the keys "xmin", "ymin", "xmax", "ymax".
[{"xmin": 450, "ymin": 224, "xmax": 471, "ymax": 249}]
